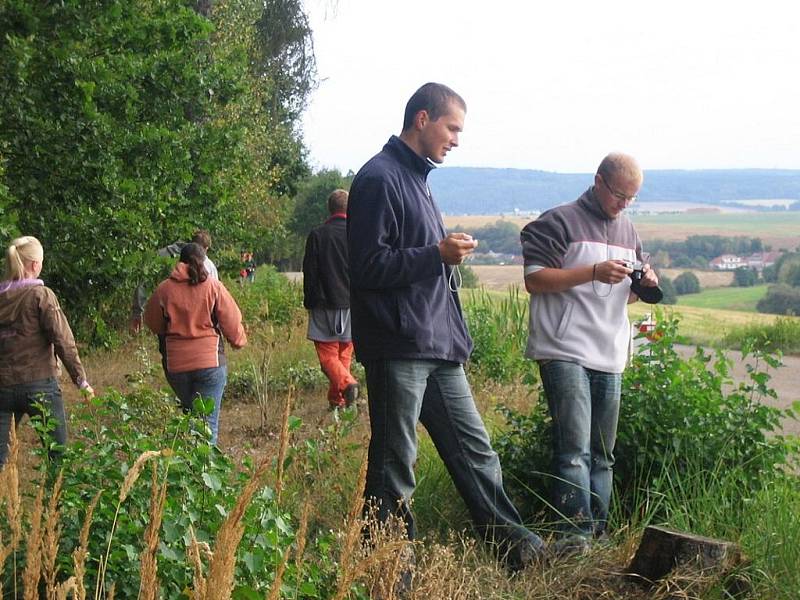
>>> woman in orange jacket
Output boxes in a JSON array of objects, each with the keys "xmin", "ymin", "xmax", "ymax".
[{"xmin": 144, "ymin": 243, "xmax": 246, "ymax": 444}]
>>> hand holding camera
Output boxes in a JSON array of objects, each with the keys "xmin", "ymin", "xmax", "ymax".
[{"xmin": 623, "ymin": 260, "xmax": 663, "ymax": 304}]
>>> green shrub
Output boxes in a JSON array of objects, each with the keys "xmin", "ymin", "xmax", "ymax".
[
  {"xmin": 723, "ymin": 316, "xmax": 800, "ymax": 354},
  {"xmin": 733, "ymin": 266, "xmax": 759, "ymax": 287},
  {"xmin": 658, "ymin": 274, "xmax": 678, "ymax": 304},
  {"xmin": 228, "ymin": 264, "xmax": 304, "ymax": 327},
  {"xmin": 3, "ymin": 388, "xmax": 341, "ymax": 599},
  {"xmin": 757, "ymin": 284, "xmax": 800, "ymax": 316},
  {"xmin": 459, "ymin": 263, "xmax": 480, "ymax": 288},
  {"xmin": 673, "ymin": 271, "xmax": 701, "ymax": 294},
  {"xmin": 463, "ymin": 288, "xmax": 535, "ymax": 384},
  {"xmin": 495, "ymin": 312, "xmax": 798, "ymax": 522}
]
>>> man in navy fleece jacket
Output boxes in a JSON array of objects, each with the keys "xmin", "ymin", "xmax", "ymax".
[{"xmin": 347, "ymin": 82, "xmax": 545, "ymax": 570}]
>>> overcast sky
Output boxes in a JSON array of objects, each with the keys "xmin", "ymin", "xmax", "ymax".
[{"xmin": 301, "ymin": 0, "xmax": 799, "ymax": 174}]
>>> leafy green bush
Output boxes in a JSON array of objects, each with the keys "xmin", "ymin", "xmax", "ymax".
[
  {"xmin": 757, "ymin": 284, "xmax": 800, "ymax": 316},
  {"xmin": 463, "ymin": 288, "xmax": 535, "ymax": 384},
  {"xmin": 723, "ymin": 316, "xmax": 800, "ymax": 354},
  {"xmin": 658, "ymin": 274, "xmax": 678, "ymax": 304},
  {"xmin": 495, "ymin": 312, "xmax": 798, "ymax": 521},
  {"xmin": 459, "ymin": 264, "xmax": 480, "ymax": 288},
  {"xmin": 733, "ymin": 266, "xmax": 759, "ymax": 287},
  {"xmin": 2, "ymin": 388, "xmax": 341, "ymax": 599},
  {"xmin": 673, "ymin": 271, "xmax": 701, "ymax": 294},
  {"xmin": 228, "ymin": 264, "xmax": 304, "ymax": 327}
]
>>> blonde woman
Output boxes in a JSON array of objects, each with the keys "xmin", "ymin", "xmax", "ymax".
[{"xmin": 0, "ymin": 236, "xmax": 94, "ymax": 464}]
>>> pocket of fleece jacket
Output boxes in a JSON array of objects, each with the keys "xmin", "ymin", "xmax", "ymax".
[
  {"xmin": 555, "ymin": 301, "xmax": 575, "ymax": 340},
  {"xmin": 360, "ymin": 290, "xmax": 404, "ymax": 336}
]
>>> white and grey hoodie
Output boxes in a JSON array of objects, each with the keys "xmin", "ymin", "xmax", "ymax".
[{"xmin": 521, "ymin": 187, "xmax": 642, "ymax": 373}]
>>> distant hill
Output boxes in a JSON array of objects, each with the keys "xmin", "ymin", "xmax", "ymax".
[{"xmin": 427, "ymin": 167, "xmax": 800, "ymax": 213}]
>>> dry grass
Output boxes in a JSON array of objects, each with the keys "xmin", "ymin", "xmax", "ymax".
[
  {"xmin": 73, "ymin": 492, "xmax": 101, "ymax": 600},
  {"xmin": 3, "ymin": 316, "xmax": 774, "ymax": 600},
  {"xmin": 659, "ymin": 268, "xmax": 734, "ymax": 288},
  {"xmin": 21, "ymin": 483, "xmax": 44, "ymax": 600},
  {"xmin": 138, "ymin": 463, "xmax": 167, "ymax": 600},
  {"xmin": 443, "ymin": 215, "xmax": 532, "ymax": 231},
  {"xmin": 202, "ymin": 449, "xmax": 276, "ymax": 600},
  {"xmin": 43, "ymin": 472, "xmax": 64, "ymax": 599}
]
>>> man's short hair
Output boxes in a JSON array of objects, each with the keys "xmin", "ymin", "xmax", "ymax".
[
  {"xmin": 327, "ymin": 189, "xmax": 348, "ymax": 214},
  {"xmin": 402, "ymin": 82, "xmax": 467, "ymax": 132},
  {"xmin": 191, "ymin": 229, "xmax": 212, "ymax": 250},
  {"xmin": 597, "ymin": 153, "xmax": 643, "ymax": 184}
]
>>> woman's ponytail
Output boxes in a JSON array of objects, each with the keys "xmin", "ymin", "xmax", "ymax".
[
  {"xmin": 179, "ymin": 242, "xmax": 208, "ymax": 285},
  {"xmin": 4, "ymin": 236, "xmax": 43, "ymax": 281}
]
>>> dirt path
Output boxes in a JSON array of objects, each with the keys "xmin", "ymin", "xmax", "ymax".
[{"xmin": 674, "ymin": 344, "xmax": 800, "ymax": 436}]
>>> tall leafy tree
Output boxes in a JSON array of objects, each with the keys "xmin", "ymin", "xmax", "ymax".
[{"xmin": 0, "ymin": 0, "xmax": 318, "ymax": 342}]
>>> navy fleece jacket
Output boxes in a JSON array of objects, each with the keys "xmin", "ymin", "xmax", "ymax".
[{"xmin": 347, "ymin": 136, "xmax": 473, "ymax": 363}]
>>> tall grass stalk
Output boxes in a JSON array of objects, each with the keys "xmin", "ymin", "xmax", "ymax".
[
  {"xmin": 98, "ymin": 449, "xmax": 168, "ymax": 597},
  {"xmin": 332, "ymin": 453, "xmax": 368, "ymax": 600},
  {"xmin": 0, "ymin": 421, "xmax": 22, "ymax": 599},
  {"xmin": 22, "ymin": 484, "xmax": 44, "ymax": 600},
  {"xmin": 275, "ymin": 386, "xmax": 295, "ymax": 504},
  {"xmin": 43, "ymin": 472, "xmax": 64, "ymax": 599},
  {"xmin": 73, "ymin": 492, "xmax": 102, "ymax": 600},
  {"xmin": 138, "ymin": 462, "xmax": 168, "ymax": 600},
  {"xmin": 203, "ymin": 449, "xmax": 276, "ymax": 599}
]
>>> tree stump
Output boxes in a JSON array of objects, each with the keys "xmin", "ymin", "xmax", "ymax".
[{"xmin": 627, "ymin": 525, "xmax": 745, "ymax": 585}]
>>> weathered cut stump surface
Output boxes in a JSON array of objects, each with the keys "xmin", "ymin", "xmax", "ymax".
[{"xmin": 627, "ymin": 525, "xmax": 745, "ymax": 584}]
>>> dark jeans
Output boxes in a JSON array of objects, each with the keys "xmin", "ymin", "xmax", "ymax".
[
  {"xmin": 539, "ymin": 360, "xmax": 620, "ymax": 537},
  {"xmin": 0, "ymin": 377, "xmax": 67, "ymax": 465},
  {"xmin": 165, "ymin": 365, "xmax": 227, "ymax": 445},
  {"xmin": 363, "ymin": 359, "xmax": 543, "ymax": 566}
]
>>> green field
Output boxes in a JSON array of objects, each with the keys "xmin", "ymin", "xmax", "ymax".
[{"xmin": 676, "ymin": 284, "xmax": 768, "ymax": 311}]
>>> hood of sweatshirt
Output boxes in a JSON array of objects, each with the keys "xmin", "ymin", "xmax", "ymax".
[{"xmin": 168, "ymin": 262, "xmax": 194, "ymax": 283}]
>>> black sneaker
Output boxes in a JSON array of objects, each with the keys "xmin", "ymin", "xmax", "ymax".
[
  {"xmin": 343, "ymin": 383, "xmax": 359, "ymax": 407},
  {"xmin": 550, "ymin": 534, "xmax": 592, "ymax": 559}
]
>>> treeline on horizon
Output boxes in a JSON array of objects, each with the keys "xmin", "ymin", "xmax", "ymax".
[{"xmin": 429, "ymin": 167, "xmax": 800, "ymax": 214}]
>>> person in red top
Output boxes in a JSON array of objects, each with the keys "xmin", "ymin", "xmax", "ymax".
[
  {"xmin": 144, "ymin": 243, "xmax": 246, "ymax": 444},
  {"xmin": 302, "ymin": 189, "xmax": 359, "ymax": 409}
]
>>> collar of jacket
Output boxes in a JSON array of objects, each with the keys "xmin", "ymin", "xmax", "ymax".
[
  {"xmin": 579, "ymin": 186, "xmax": 614, "ymax": 221},
  {"xmin": 325, "ymin": 213, "xmax": 347, "ymax": 224},
  {"xmin": 0, "ymin": 278, "xmax": 44, "ymax": 295},
  {"xmin": 385, "ymin": 135, "xmax": 436, "ymax": 178}
]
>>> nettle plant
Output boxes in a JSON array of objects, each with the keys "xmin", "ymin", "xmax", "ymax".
[{"xmin": 495, "ymin": 312, "xmax": 799, "ymax": 521}]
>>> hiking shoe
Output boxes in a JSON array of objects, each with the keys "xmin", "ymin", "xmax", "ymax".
[
  {"xmin": 550, "ymin": 534, "xmax": 592, "ymax": 559},
  {"xmin": 343, "ymin": 383, "xmax": 360, "ymax": 407},
  {"xmin": 506, "ymin": 533, "xmax": 547, "ymax": 572}
]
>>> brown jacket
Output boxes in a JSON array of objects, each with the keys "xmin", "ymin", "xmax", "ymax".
[
  {"xmin": 0, "ymin": 279, "xmax": 88, "ymax": 387},
  {"xmin": 144, "ymin": 263, "xmax": 247, "ymax": 373}
]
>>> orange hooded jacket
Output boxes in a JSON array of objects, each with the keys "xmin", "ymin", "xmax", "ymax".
[{"xmin": 144, "ymin": 263, "xmax": 246, "ymax": 373}]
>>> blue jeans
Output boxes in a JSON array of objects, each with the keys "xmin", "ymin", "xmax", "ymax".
[
  {"xmin": 0, "ymin": 377, "xmax": 67, "ymax": 464},
  {"xmin": 166, "ymin": 366, "xmax": 227, "ymax": 445},
  {"xmin": 538, "ymin": 360, "xmax": 620, "ymax": 537},
  {"xmin": 363, "ymin": 359, "xmax": 543, "ymax": 566}
]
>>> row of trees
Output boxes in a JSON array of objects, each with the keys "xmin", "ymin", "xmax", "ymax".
[
  {"xmin": 758, "ymin": 252, "xmax": 800, "ymax": 315},
  {"xmin": 646, "ymin": 235, "xmax": 764, "ymax": 269},
  {"xmin": 0, "ymin": 0, "xmax": 317, "ymax": 344}
]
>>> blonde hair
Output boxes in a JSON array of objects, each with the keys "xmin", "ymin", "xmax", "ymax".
[{"xmin": 5, "ymin": 236, "xmax": 44, "ymax": 281}]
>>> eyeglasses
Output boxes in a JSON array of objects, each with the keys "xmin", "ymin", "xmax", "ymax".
[{"xmin": 600, "ymin": 175, "xmax": 637, "ymax": 204}]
